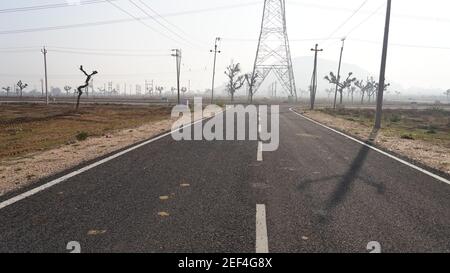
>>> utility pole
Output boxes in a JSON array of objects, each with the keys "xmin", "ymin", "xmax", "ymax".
[
  {"xmin": 41, "ymin": 46, "xmax": 49, "ymax": 105},
  {"xmin": 333, "ymin": 38, "xmax": 346, "ymax": 110},
  {"xmin": 171, "ymin": 49, "xmax": 182, "ymax": 104},
  {"xmin": 40, "ymin": 79, "xmax": 44, "ymax": 97},
  {"xmin": 210, "ymin": 37, "xmax": 221, "ymax": 104},
  {"xmin": 375, "ymin": 0, "xmax": 392, "ymax": 130},
  {"xmin": 311, "ymin": 44, "xmax": 323, "ymax": 110}
]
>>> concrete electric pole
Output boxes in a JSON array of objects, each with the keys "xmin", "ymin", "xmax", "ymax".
[
  {"xmin": 41, "ymin": 47, "xmax": 49, "ymax": 105},
  {"xmin": 374, "ymin": 0, "xmax": 392, "ymax": 130},
  {"xmin": 210, "ymin": 37, "xmax": 221, "ymax": 104},
  {"xmin": 333, "ymin": 38, "xmax": 346, "ymax": 110},
  {"xmin": 310, "ymin": 44, "xmax": 323, "ymax": 110},
  {"xmin": 171, "ymin": 49, "xmax": 182, "ymax": 104}
]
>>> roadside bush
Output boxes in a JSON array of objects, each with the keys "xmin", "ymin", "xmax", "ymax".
[
  {"xmin": 389, "ymin": 115, "xmax": 401, "ymax": 123},
  {"xmin": 401, "ymin": 134, "xmax": 415, "ymax": 140},
  {"xmin": 76, "ymin": 131, "xmax": 89, "ymax": 141}
]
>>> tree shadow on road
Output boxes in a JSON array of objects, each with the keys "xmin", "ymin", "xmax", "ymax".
[{"xmin": 297, "ymin": 128, "xmax": 385, "ymax": 224}]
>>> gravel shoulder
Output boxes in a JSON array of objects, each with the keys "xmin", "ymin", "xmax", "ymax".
[{"xmin": 300, "ymin": 109, "xmax": 450, "ymax": 177}]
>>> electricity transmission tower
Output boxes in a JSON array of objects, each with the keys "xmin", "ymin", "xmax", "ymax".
[{"xmin": 250, "ymin": 0, "xmax": 297, "ymax": 101}]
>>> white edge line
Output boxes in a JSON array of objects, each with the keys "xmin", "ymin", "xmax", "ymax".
[
  {"xmin": 256, "ymin": 204, "xmax": 269, "ymax": 253},
  {"xmin": 0, "ymin": 115, "xmax": 216, "ymax": 210},
  {"xmin": 289, "ymin": 108, "xmax": 450, "ymax": 186},
  {"xmin": 257, "ymin": 141, "xmax": 263, "ymax": 162}
]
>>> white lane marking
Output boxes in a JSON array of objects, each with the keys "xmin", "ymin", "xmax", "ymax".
[
  {"xmin": 0, "ymin": 117, "xmax": 211, "ymax": 210},
  {"xmin": 257, "ymin": 108, "xmax": 262, "ymax": 160},
  {"xmin": 289, "ymin": 108, "xmax": 450, "ymax": 186},
  {"xmin": 257, "ymin": 142, "xmax": 263, "ymax": 162},
  {"xmin": 256, "ymin": 204, "xmax": 269, "ymax": 253}
]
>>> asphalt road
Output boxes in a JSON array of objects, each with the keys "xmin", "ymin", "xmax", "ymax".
[{"xmin": 0, "ymin": 106, "xmax": 448, "ymax": 253}]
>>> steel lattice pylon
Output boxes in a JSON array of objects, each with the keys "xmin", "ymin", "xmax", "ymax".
[{"xmin": 250, "ymin": 0, "xmax": 297, "ymax": 100}]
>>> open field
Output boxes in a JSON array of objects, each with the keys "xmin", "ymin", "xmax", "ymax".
[
  {"xmin": 0, "ymin": 103, "xmax": 172, "ymax": 161},
  {"xmin": 319, "ymin": 107, "xmax": 450, "ymax": 146},
  {"xmin": 300, "ymin": 107, "xmax": 450, "ymax": 175}
]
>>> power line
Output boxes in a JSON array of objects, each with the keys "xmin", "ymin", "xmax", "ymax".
[
  {"xmin": 47, "ymin": 46, "xmax": 168, "ymax": 53},
  {"xmin": 222, "ymin": 37, "xmax": 341, "ymax": 42},
  {"xmin": 126, "ymin": 0, "xmax": 202, "ymax": 50},
  {"xmin": 105, "ymin": 0, "xmax": 183, "ymax": 46},
  {"xmin": 323, "ymin": 0, "xmax": 369, "ymax": 46},
  {"xmin": 291, "ymin": 0, "xmax": 450, "ymax": 24},
  {"xmin": 135, "ymin": 0, "xmax": 207, "ymax": 48},
  {"xmin": 350, "ymin": 39, "xmax": 450, "ymax": 50},
  {"xmin": 0, "ymin": 0, "xmax": 117, "ymax": 14},
  {"xmin": 50, "ymin": 48, "xmax": 170, "ymax": 57},
  {"xmin": 0, "ymin": 1, "xmax": 260, "ymax": 36},
  {"xmin": 345, "ymin": 3, "xmax": 386, "ymax": 37}
]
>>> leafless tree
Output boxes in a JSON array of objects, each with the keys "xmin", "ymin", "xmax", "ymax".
[
  {"xmin": 445, "ymin": 89, "xmax": 450, "ymax": 101},
  {"xmin": 244, "ymin": 72, "xmax": 258, "ymax": 103},
  {"xmin": 347, "ymin": 86, "xmax": 357, "ymax": 104},
  {"xmin": 17, "ymin": 81, "xmax": 28, "ymax": 98},
  {"xmin": 2, "ymin": 86, "xmax": 11, "ymax": 96},
  {"xmin": 97, "ymin": 87, "xmax": 106, "ymax": 95},
  {"xmin": 64, "ymin": 86, "xmax": 72, "ymax": 96},
  {"xmin": 156, "ymin": 86, "xmax": 164, "ymax": 96},
  {"xmin": 324, "ymin": 72, "xmax": 356, "ymax": 105},
  {"xmin": 325, "ymin": 88, "xmax": 334, "ymax": 99},
  {"xmin": 225, "ymin": 62, "xmax": 245, "ymax": 102},
  {"xmin": 355, "ymin": 79, "xmax": 373, "ymax": 104},
  {"xmin": 373, "ymin": 81, "xmax": 390, "ymax": 102},
  {"xmin": 76, "ymin": 66, "xmax": 98, "ymax": 111}
]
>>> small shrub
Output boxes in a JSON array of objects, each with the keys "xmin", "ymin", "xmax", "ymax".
[
  {"xmin": 76, "ymin": 131, "xmax": 89, "ymax": 141},
  {"xmin": 426, "ymin": 129, "xmax": 437, "ymax": 134},
  {"xmin": 401, "ymin": 134, "xmax": 415, "ymax": 140},
  {"xmin": 389, "ymin": 115, "xmax": 401, "ymax": 123}
]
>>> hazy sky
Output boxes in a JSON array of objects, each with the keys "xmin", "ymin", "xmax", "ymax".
[{"xmin": 0, "ymin": 0, "xmax": 449, "ymax": 95}]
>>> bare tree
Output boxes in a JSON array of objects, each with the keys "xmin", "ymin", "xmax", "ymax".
[
  {"xmin": 64, "ymin": 85, "xmax": 72, "ymax": 96},
  {"xmin": 355, "ymin": 79, "xmax": 373, "ymax": 104},
  {"xmin": 244, "ymin": 72, "xmax": 258, "ymax": 103},
  {"xmin": 2, "ymin": 86, "xmax": 11, "ymax": 97},
  {"xmin": 325, "ymin": 88, "xmax": 334, "ymax": 99},
  {"xmin": 17, "ymin": 81, "xmax": 28, "ymax": 98},
  {"xmin": 324, "ymin": 72, "xmax": 356, "ymax": 105},
  {"xmin": 225, "ymin": 62, "xmax": 245, "ymax": 102},
  {"xmin": 347, "ymin": 86, "xmax": 357, "ymax": 104},
  {"xmin": 444, "ymin": 89, "xmax": 450, "ymax": 101},
  {"xmin": 76, "ymin": 66, "xmax": 98, "ymax": 111},
  {"xmin": 156, "ymin": 86, "xmax": 164, "ymax": 96},
  {"xmin": 97, "ymin": 87, "xmax": 106, "ymax": 95},
  {"xmin": 374, "ymin": 81, "xmax": 390, "ymax": 102}
]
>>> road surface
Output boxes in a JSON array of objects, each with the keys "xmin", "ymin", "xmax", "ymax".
[{"xmin": 0, "ymin": 106, "xmax": 448, "ymax": 253}]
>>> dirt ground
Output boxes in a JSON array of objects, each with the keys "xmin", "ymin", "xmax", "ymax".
[
  {"xmin": 0, "ymin": 104, "xmax": 173, "ymax": 160},
  {"xmin": 299, "ymin": 108, "xmax": 450, "ymax": 176},
  {"xmin": 0, "ymin": 104, "xmax": 174, "ymax": 195}
]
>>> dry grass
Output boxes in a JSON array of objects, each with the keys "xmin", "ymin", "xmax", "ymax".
[
  {"xmin": 0, "ymin": 103, "xmax": 172, "ymax": 161},
  {"xmin": 301, "ymin": 107, "xmax": 450, "ymax": 175},
  {"xmin": 319, "ymin": 107, "xmax": 450, "ymax": 148}
]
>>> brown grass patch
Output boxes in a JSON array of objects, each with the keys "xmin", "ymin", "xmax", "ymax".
[{"xmin": 0, "ymin": 103, "xmax": 172, "ymax": 161}]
